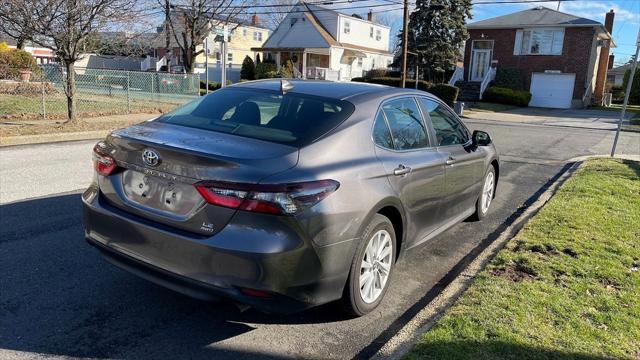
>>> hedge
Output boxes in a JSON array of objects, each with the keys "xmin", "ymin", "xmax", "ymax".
[
  {"xmin": 482, "ymin": 86, "xmax": 532, "ymax": 107},
  {"xmin": 255, "ymin": 62, "xmax": 277, "ymax": 79},
  {"xmin": 240, "ymin": 56, "xmax": 255, "ymax": 80},
  {"xmin": 493, "ymin": 68, "xmax": 525, "ymax": 90},
  {"xmin": 353, "ymin": 77, "xmax": 459, "ymax": 106},
  {"xmin": 622, "ymin": 69, "xmax": 640, "ymax": 105}
]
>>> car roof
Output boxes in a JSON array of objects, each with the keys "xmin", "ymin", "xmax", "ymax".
[{"xmin": 230, "ymin": 79, "xmax": 404, "ymax": 100}]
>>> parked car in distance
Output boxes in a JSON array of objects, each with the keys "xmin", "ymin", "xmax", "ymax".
[{"xmin": 83, "ymin": 79, "xmax": 499, "ymax": 316}]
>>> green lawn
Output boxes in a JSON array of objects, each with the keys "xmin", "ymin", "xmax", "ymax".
[
  {"xmin": 591, "ymin": 104, "xmax": 640, "ymax": 119},
  {"xmin": 466, "ymin": 102, "xmax": 518, "ymax": 113},
  {"xmin": 0, "ymin": 93, "xmax": 189, "ymax": 120},
  {"xmin": 406, "ymin": 158, "xmax": 640, "ymax": 360}
]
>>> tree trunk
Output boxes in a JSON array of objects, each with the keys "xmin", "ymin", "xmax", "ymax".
[
  {"xmin": 63, "ymin": 60, "xmax": 78, "ymax": 123},
  {"xmin": 184, "ymin": 45, "xmax": 194, "ymax": 73},
  {"xmin": 16, "ymin": 37, "xmax": 26, "ymax": 49}
]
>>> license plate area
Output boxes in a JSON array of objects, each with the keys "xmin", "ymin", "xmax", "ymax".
[{"xmin": 121, "ymin": 170, "xmax": 203, "ymax": 217}]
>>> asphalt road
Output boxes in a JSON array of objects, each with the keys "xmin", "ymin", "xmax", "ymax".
[{"xmin": 1, "ymin": 122, "xmax": 638, "ymax": 359}]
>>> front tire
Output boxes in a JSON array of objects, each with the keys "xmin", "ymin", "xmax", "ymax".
[
  {"xmin": 471, "ymin": 166, "xmax": 496, "ymax": 221},
  {"xmin": 342, "ymin": 214, "xmax": 396, "ymax": 316}
]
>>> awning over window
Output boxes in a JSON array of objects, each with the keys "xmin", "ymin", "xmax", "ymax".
[{"xmin": 342, "ymin": 49, "xmax": 367, "ymax": 58}]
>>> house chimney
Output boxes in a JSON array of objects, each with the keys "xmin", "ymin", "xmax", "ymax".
[
  {"xmin": 608, "ymin": 54, "xmax": 614, "ymax": 69},
  {"xmin": 593, "ymin": 9, "xmax": 615, "ymax": 105},
  {"xmin": 251, "ymin": 13, "xmax": 260, "ymax": 26},
  {"xmin": 367, "ymin": 10, "xmax": 374, "ymax": 22},
  {"xmin": 604, "ymin": 9, "xmax": 614, "ymax": 33}
]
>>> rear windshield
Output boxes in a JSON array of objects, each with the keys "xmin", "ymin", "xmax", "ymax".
[{"xmin": 157, "ymin": 87, "xmax": 355, "ymax": 147}]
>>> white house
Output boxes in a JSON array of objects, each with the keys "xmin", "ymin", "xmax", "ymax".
[
  {"xmin": 252, "ymin": 2, "xmax": 393, "ymax": 81},
  {"xmin": 607, "ymin": 63, "xmax": 631, "ymax": 86}
]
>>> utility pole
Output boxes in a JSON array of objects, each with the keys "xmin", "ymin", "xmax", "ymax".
[
  {"xmin": 611, "ymin": 29, "xmax": 639, "ymax": 157},
  {"xmin": 401, "ymin": 0, "xmax": 409, "ymax": 88},
  {"xmin": 204, "ymin": 37, "xmax": 209, "ymax": 94},
  {"xmin": 221, "ymin": 37, "xmax": 227, "ymax": 88},
  {"xmin": 165, "ymin": 0, "xmax": 171, "ymax": 72}
]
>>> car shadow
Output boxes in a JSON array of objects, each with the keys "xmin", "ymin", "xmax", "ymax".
[{"xmin": 0, "ymin": 193, "xmax": 349, "ymax": 359}]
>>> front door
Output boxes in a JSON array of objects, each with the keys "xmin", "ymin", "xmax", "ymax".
[
  {"xmin": 417, "ymin": 97, "xmax": 486, "ymax": 222},
  {"xmin": 470, "ymin": 49, "xmax": 491, "ymax": 81}
]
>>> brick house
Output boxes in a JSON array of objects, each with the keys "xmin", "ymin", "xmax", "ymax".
[{"xmin": 455, "ymin": 7, "xmax": 615, "ymax": 108}]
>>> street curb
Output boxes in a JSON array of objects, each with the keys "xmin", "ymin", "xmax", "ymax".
[
  {"xmin": 369, "ymin": 160, "xmax": 584, "ymax": 360},
  {"xmin": 462, "ymin": 115, "xmax": 640, "ymax": 133},
  {"xmin": 0, "ymin": 130, "xmax": 109, "ymax": 147}
]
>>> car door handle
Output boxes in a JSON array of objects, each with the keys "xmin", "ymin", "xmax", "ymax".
[
  {"xmin": 446, "ymin": 156, "xmax": 457, "ymax": 165},
  {"xmin": 393, "ymin": 165, "xmax": 412, "ymax": 176}
]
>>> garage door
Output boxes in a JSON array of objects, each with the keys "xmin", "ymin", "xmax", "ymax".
[{"xmin": 529, "ymin": 73, "xmax": 575, "ymax": 109}]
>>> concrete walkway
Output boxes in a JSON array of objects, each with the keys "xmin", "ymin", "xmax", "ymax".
[{"xmin": 463, "ymin": 108, "xmax": 631, "ymax": 131}]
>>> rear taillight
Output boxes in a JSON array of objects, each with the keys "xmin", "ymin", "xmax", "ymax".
[
  {"xmin": 92, "ymin": 142, "xmax": 117, "ymax": 176},
  {"xmin": 195, "ymin": 180, "xmax": 340, "ymax": 215}
]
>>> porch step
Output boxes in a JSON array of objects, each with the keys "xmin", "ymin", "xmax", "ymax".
[{"xmin": 455, "ymin": 81, "xmax": 482, "ymax": 102}]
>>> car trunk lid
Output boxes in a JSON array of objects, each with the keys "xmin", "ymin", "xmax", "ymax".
[{"xmin": 97, "ymin": 121, "xmax": 299, "ymax": 235}]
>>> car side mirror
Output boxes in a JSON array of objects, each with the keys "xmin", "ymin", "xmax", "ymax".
[{"xmin": 472, "ymin": 130, "xmax": 492, "ymax": 146}]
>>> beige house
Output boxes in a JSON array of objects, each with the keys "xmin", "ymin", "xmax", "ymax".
[
  {"xmin": 194, "ymin": 15, "xmax": 271, "ymax": 70},
  {"xmin": 144, "ymin": 13, "xmax": 270, "ymax": 72}
]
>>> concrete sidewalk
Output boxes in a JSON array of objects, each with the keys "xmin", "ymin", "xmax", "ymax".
[{"xmin": 463, "ymin": 108, "xmax": 632, "ymax": 131}]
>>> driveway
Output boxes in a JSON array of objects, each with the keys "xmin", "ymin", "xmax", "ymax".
[
  {"xmin": 1, "ymin": 122, "xmax": 639, "ymax": 359},
  {"xmin": 464, "ymin": 107, "xmax": 631, "ymax": 130}
]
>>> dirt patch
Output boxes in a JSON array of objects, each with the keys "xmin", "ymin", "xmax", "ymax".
[
  {"xmin": 490, "ymin": 263, "xmax": 538, "ymax": 282},
  {"xmin": 0, "ymin": 81, "xmax": 58, "ymax": 96},
  {"xmin": 562, "ymin": 247, "xmax": 579, "ymax": 258}
]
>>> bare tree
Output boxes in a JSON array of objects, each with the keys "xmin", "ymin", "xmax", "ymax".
[
  {"xmin": 0, "ymin": 0, "xmax": 137, "ymax": 122},
  {"xmin": 0, "ymin": 15, "xmax": 33, "ymax": 49},
  {"xmin": 162, "ymin": 0, "xmax": 246, "ymax": 73},
  {"xmin": 262, "ymin": 0, "xmax": 296, "ymax": 29}
]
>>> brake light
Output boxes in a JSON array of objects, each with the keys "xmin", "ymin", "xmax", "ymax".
[
  {"xmin": 195, "ymin": 180, "xmax": 340, "ymax": 215},
  {"xmin": 92, "ymin": 142, "xmax": 117, "ymax": 176}
]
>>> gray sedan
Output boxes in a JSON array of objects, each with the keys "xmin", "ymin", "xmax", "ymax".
[{"xmin": 82, "ymin": 79, "xmax": 498, "ymax": 316}]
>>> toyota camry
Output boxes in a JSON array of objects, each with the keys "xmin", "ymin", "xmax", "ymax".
[{"xmin": 82, "ymin": 79, "xmax": 499, "ymax": 316}]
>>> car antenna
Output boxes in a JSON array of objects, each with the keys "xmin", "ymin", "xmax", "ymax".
[{"xmin": 281, "ymin": 79, "xmax": 294, "ymax": 94}]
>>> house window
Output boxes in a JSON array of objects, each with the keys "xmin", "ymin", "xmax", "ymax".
[
  {"xmin": 370, "ymin": 26, "xmax": 374, "ymax": 38},
  {"xmin": 472, "ymin": 40, "xmax": 493, "ymax": 50},
  {"xmin": 518, "ymin": 29, "xmax": 564, "ymax": 55},
  {"xmin": 375, "ymin": 29, "xmax": 382, "ymax": 41},
  {"xmin": 357, "ymin": 58, "xmax": 363, "ymax": 67},
  {"xmin": 243, "ymin": 29, "xmax": 247, "ymax": 37},
  {"xmin": 253, "ymin": 31, "xmax": 262, "ymax": 41},
  {"xmin": 227, "ymin": 53, "xmax": 233, "ymax": 62},
  {"xmin": 344, "ymin": 20, "xmax": 350, "ymax": 34}
]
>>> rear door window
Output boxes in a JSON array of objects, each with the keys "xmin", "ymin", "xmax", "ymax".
[
  {"xmin": 381, "ymin": 98, "xmax": 429, "ymax": 150},
  {"xmin": 372, "ymin": 111, "xmax": 393, "ymax": 149},
  {"xmin": 158, "ymin": 88, "xmax": 355, "ymax": 147}
]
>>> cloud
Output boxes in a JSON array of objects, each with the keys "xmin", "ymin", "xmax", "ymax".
[{"xmin": 559, "ymin": 1, "xmax": 640, "ymax": 23}]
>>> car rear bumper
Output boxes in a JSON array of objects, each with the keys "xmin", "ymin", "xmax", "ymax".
[{"xmin": 82, "ymin": 186, "xmax": 356, "ymax": 314}]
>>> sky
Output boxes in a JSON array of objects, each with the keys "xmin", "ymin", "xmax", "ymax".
[{"xmin": 322, "ymin": 0, "xmax": 640, "ymax": 67}]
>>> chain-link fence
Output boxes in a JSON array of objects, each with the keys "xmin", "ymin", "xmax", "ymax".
[{"xmin": 0, "ymin": 65, "xmax": 200, "ymax": 120}]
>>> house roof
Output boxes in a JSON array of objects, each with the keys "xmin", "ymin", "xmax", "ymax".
[
  {"xmin": 467, "ymin": 7, "xmax": 602, "ymax": 29},
  {"xmin": 609, "ymin": 63, "xmax": 633, "ymax": 75}
]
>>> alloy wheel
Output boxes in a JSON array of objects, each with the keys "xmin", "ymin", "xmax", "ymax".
[
  {"xmin": 481, "ymin": 171, "xmax": 495, "ymax": 214},
  {"xmin": 359, "ymin": 229, "xmax": 393, "ymax": 304}
]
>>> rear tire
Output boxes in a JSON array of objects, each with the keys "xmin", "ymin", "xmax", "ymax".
[
  {"xmin": 342, "ymin": 214, "xmax": 396, "ymax": 317},
  {"xmin": 471, "ymin": 166, "xmax": 496, "ymax": 221}
]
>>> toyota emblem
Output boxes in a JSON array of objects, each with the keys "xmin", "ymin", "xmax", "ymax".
[{"xmin": 142, "ymin": 149, "xmax": 160, "ymax": 167}]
